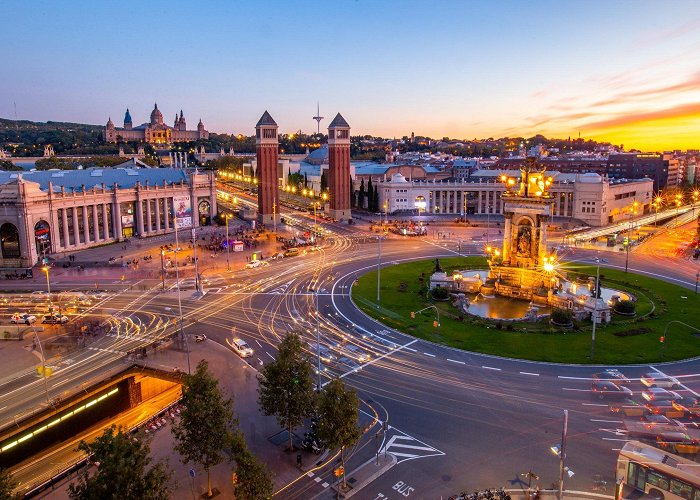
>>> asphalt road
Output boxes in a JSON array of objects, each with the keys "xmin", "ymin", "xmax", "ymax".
[{"xmin": 4, "ymin": 212, "xmax": 700, "ymax": 498}]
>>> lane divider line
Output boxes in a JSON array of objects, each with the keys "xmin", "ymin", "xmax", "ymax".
[
  {"xmin": 482, "ymin": 366, "xmax": 501, "ymax": 371},
  {"xmin": 520, "ymin": 371, "xmax": 539, "ymax": 376},
  {"xmin": 447, "ymin": 359, "xmax": 465, "ymax": 365}
]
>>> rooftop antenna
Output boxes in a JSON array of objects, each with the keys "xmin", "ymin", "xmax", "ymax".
[{"xmin": 312, "ymin": 102, "xmax": 324, "ymax": 135}]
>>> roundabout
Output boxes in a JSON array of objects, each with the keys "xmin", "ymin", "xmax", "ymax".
[{"xmin": 351, "ymin": 256, "xmax": 700, "ymax": 364}]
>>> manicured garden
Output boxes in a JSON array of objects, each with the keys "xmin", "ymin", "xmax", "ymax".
[{"xmin": 351, "ymin": 256, "xmax": 700, "ymax": 364}]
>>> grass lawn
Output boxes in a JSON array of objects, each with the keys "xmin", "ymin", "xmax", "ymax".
[{"xmin": 352, "ymin": 256, "xmax": 700, "ymax": 364}]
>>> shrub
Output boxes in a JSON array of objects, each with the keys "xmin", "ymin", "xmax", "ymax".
[
  {"xmin": 551, "ymin": 308, "xmax": 573, "ymax": 325},
  {"xmin": 398, "ymin": 282, "xmax": 408, "ymax": 292},
  {"xmin": 431, "ymin": 287, "xmax": 450, "ymax": 301},
  {"xmin": 614, "ymin": 300, "xmax": 636, "ymax": 315},
  {"xmin": 613, "ymin": 327, "xmax": 650, "ymax": 337}
]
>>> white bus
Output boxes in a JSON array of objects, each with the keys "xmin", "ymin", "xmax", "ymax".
[{"xmin": 616, "ymin": 441, "xmax": 700, "ymax": 500}]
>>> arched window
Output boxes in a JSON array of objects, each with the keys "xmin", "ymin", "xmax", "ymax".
[{"xmin": 0, "ymin": 223, "xmax": 21, "ymax": 259}]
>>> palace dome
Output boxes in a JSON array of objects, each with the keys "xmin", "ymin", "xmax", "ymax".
[{"xmin": 150, "ymin": 103, "xmax": 163, "ymax": 125}]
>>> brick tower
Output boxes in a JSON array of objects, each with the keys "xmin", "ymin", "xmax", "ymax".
[
  {"xmin": 327, "ymin": 113, "xmax": 352, "ymax": 222},
  {"xmin": 255, "ymin": 111, "xmax": 280, "ymax": 228}
]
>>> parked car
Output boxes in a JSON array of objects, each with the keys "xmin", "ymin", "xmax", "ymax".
[
  {"xmin": 672, "ymin": 396, "xmax": 700, "ymax": 415},
  {"xmin": 284, "ymin": 248, "xmax": 300, "ymax": 257},
  {"xmin": 642, "ymin": 387, "xmax": 682, "ymax": 403},
  {"xmin": 231, "ymin": 338, "xmax": 254, "ymax": 358},
  {"xmin": 645, "ymin": 399, "xmax": 685, "ymax": 416},
  {"xmin": 641, "ymin": 372, "xmax": 681, "ymax": 389},
  {"xmin": 592, "ymin": 369, "xmax": 631, "ymax": 385},
  {"xmin": 590, "ymin": 381, "xmax": 633, "ymax": 400},
  {"xmin": 194, "ymin": 334, "xmax": 207, "ymax": 343},
  {"xmin": 11, "ymin": 313, "xmax": 36, "ymax": 324},
  {"xmin": 43, "ymin": 314, "xmax": 69, "ymax": 324}
]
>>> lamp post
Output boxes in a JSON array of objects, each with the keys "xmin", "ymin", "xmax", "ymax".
[
  {"xmin": 30, "ymin": 325, "xmax": 50, "ymax": 404},
  {"xmin": 314, "ymin": 288, "xmax": 321, "ymax": 391},
  {"xmin": 696, "ymin": 271, "xmax": 700, "ymax": 294},
  {"xmin": 486, "ymin": 204, "xmax": 491, "ymax": 248},
  {"xmin": 558, "ymin": 410, "xmax": 569, "ymax": 500},
  {"xmin": 41, "ymin": 265, "xmax": 51, "ymax": 306},
  {"xmin": 624, "ymin": 204, "xmax": 637, "ymax": 273},
  {"xmin": 590, "ymin": 264, "xmax": 600, "ymax": 360},
  {"xmin": 662, "ymin": 320, "xmax": 700, "ymax": 359},
  {"xmin": 376, "ymin": 235, "xmax": 382, "ymax": 308},
  {"xmin": 173, "ymin": 219, "xmax": 191, "ymax": 374},
  {"xmin": 225, "ymin": 213, "xmax": 232, "ymax": 272},
  {"xmin": 693, "ymin": 191, "xmax": 699, "ymax": 216},
  {"xmin": 160, "ymin": 249, "xmax": 165, "ymax": 291}
]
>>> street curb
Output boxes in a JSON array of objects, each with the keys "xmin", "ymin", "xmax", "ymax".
[{"xmin": 333, "ymin": 453, "xmax": 397, "ymax": 499}]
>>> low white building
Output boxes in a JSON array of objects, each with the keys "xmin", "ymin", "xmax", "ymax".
[{"xmin": 377, "ymin": 171, "xmax": 653, "ymax": 226}]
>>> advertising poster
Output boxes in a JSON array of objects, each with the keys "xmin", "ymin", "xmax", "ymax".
[{"xmin": 173, "ymin": 195, "xmax": 192, "ymax": 229}]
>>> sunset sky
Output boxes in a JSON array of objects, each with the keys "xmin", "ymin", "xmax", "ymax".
[{"xmin": 2, "ymin": 0, "xmax": 700, "ymax": 151}]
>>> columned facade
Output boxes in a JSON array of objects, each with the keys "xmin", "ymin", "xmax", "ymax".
[
  {"xmin": 327, "ymin": 113, "xmax": 352, "ymax": 221},
  {"xmin": 255, "ymin": 111, "xmax": 280, "ymax": 228},
  {"xmin": 0, "ymin": 169, "xmax": 216, "ymax": 268}
]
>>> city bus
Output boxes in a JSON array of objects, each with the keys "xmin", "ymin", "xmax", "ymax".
[{"xmin": 616, "ymin": 441, "xmax": 700, "ymax": 500}]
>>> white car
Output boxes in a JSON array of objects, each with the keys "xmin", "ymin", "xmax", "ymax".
[
  {"xmin": 641, "ymin": 372, "xmax": 681, "ymax": 389},
  {"xmin": 246, "ymin": 260, "xmax": 262, "ymax": 269},
  {"xmin": 11, "ymin": 313, "xmax": 37, "ymax": 324},
  {"xmin": 194, "ymin": 334, "xmax": 207, "ymax": 343},
  {"xmin": 231, "ymin": 338, "xmax": 254, "ymax": 358}
]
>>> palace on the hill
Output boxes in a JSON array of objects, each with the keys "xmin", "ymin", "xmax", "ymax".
[{"xmin": 104, "ymin": 103, "xmax": 209, "ymax": 144}]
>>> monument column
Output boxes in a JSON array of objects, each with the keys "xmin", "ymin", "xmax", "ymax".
[
  {"xmin": 146, "ymin": 199, "xmax": 152, "ymax": 233},
  {"xmin": 92, "ymin": 204, "xmax": 99, "ymax": 242},
  {"xmin": 72, "ymin": 207, "xmax": 80, "ymax": 247},
  {"xmin": 503, "ymin": 214, "xmax": 512, "ymax": 262},
  {"xmin": 155, "ymin": 198, "xmax": 161, "ymax": 231},
  {"xmin": 328, "ymin": 113, "xmax": 352, "ymax": 221},
  {"xmin": 61, "ymin": 208, "xmax": 70, "ymax": 248},
  {"xmin": 102, "ymin": 203, "xmax": 109, "ymax": 239},
  {"xmin": 255, "ymin": 111, "xmax": 280, "ymax": 228},
  {"xmin": 82, "ymin": 205, "xmax": 90, "ymax": 244},
  {"xmin": 538, "ymin": 217, "xmax": 547, "ymax": 262},
  {"xmin": 164, "ymin": 198, "xmax": 171, "ymax": 231}
]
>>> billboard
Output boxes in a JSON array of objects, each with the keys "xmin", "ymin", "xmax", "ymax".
[{"xmin": 173, "ymin": 195, "xmax": 192, "ymax": 229}]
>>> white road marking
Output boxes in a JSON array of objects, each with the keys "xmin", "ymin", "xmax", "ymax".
[
  {"xmin": 423, "ymin": 352, "xmax": 436, "ymax": 357},
  {"xmin": 562, "ymin": 387, "xmax": 589, "ymax": 392},
  {"xmin": 520, "ymin": 371, "xmax": 539, "ymax": 376},
  {"xmin": 558, "ymin": 375, "xmax": 593, "ymax": 380},
  {"xmin": 582, "ymin": 403, "xmax": 609, "ymax": 407},
  {"xmin": 602, "ymin": 437, "xmax": 630, "ymax": 442},
  {"xmin": 404, "ymin": 347, "xmax": 417, "ymax": 352},
  {"xmin": 255, "ymin": 339, "xmax": 262, "ymax": 348},
  {"xmin": 322, "ymin": 482, "xmax": 329, "ymax": 488},
  {"xmin": 482, "ymin": 366, "xmax": 501, "ymax": 371},
  {"xmin": 591, "ymin": 419, "xmax": 623, "ymax": 423},
  {"xmin": 336, "ymin": 339, "xmax": 419, "ymax": 381},
  {"xmin": 307, "ymin": 471, "xmax": 314, "ymax": 477},
  {"xmin": 314, "ymin": 477, "xmax": 321, "ymax": 483},
  {"xmin": 648, "ymin": 366, "xmax": 700, "ymax": 398},
  {"xmin": 447, "ymin": 359, "xmax": 465, "ymax": 365},
  {"xmin": 265, "ymin": 351, "xmax": 275, "ymax": 360}
]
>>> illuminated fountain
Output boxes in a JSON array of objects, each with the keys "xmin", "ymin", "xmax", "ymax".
[{"xmin": 431, "ymin": 158, "xmax": 624, "ymax": 322}]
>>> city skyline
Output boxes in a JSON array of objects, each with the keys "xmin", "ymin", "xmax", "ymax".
[{"xmin": 2, "ymin": 0, "xmax": 700, "ymax": 151}]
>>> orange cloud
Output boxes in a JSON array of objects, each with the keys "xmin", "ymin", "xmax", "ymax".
[{"xmin": 581, "ymin": 101, "xmax": 700, "ymax": 131}]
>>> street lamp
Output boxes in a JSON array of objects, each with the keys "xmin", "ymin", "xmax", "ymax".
[
  {"xmin": 662, "ymin": 320, "xmax": 700, "ymax": 359},
  {"xmin": 224, "ymin": 213, "xmax": 233, "ymax": 272},
  {"xmin": 173, "ymin": 219, "xmax": 191, "ymax": 374},
  {"xmin": 376, "ymin": 234, "xmax": 382, "ymax": 308},
  {"xmin": 696, "ymin": 271, "xmax": 700, "ymax": 294},
  {"xmin": 654, "ymin": 195, "xmax": 663, "ymax": 227},
  {"xmin": 41, "ymin": 265, "xmax": 51, "ymax": 304},
  {"xmin": 30, "ymin": 324, "xmax": 50, "ymax": 405}
]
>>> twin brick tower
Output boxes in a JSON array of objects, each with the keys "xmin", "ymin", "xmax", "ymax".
[{"xmin": 255, "ymin": 111, "xmax": 352, "ymax": 227}]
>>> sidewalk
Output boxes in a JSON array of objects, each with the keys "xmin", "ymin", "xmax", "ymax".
[{"xmin": 324, "ymin": 453, "xmax": 396, "ymax": 499}]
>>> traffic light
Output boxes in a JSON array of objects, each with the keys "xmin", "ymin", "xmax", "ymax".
[
  {"xmin": 623, "ymin": 237, "xmax": 629, "ymax": 246},
  {"xmin": 410, "ymin": 311, "xmax": 415, "ymax": 319},
  {"xmin": 334, "ymin": 466, "xmax": 344, "ymax": 477},
  {"xmin": 433, "ymin": 320, "xmax": 439, "ymax": 328},
  {"xmin": 660, "ymin": 336, "xmax": 665, "ymax": 343}
]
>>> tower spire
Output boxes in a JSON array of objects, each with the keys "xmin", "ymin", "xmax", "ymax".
[{"xmin": 312, "ymin": 102, "xmax": 324, "ymax": 135}]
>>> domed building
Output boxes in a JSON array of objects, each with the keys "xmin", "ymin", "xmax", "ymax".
[{"xmin": 104, "ymin": 103, "xmax": 209, "ymax": 144}]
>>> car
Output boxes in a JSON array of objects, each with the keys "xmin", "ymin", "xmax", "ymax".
[
  {"xmin": 592, "ymin": 369, "xmax": 631, "ymax": 385},
  {"xmin": 43, "ymin": 314, "xmax": 69, "ymax": 324},
  {"xmin": 590, "ymin": 381, "xmax": 633, "ymax": 400},
  {"xmin": 246, "ymin": 260, "xmax": 262, "ymax": 269},
  {"xmin": 194, "ymin": 334, "xmax": 207, "ymax": 343},
  {"xmin": 284, "ymin": 248, "xmax": 300, "ymax": 257},
  {"xmin": 11, "ymin": 313, "xmax": 36, "ymax": 324},
  {"xmin": 645, "ymin": 399, "xmax": 684, "ymax": 416},
  {"xmin": 231, "ymin": 338, "xmax": 254, "ymax": 358},
  {"xmin": 642, "ymin": 414, "xmax": 673, "ymax": 425},
  {"xmin": 641, "ymin": 372, "xmax": 681, "ymax": 389},
  {"xmin": 672, "ymin": 396, "xmax": 700, "ymax": 415},
  {"xmin": 642, "ymin": 387, "xmax": 682, "ymax": 402},
  {"xmin": 342, "ymin": 344, "xmax": 370, "ymax": 362}
]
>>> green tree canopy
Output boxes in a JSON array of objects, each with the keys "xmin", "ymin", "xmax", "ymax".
[
  {"xmin": 258, "ymin": 332, "xmax": 316, "ymax": 451},
  {"xmin": 0, "ymin": 468, "xmax": 20, "ymax": 499},
  {"xmin": 316, "ymin": 379, "xmax": 361, "ymax": 489},
  {"xmin": 233, "ymin": 449, "xmax": 274, "ymax": 500},
  {"xmin": 172, "ymin": 360, "xmax": 240, "ymax": 498},
  {"xmin": 67, "ymin": 426, "xmax": 171, "ymax": 500},
  {"xmin": 0, "ymin": 160, "xmax": 23, "ymax": 172}
]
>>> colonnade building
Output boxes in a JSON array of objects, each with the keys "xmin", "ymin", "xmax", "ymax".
[
  {"xmin": 378, "ymin": 170, "xmax": 653, "ymax": 227},
  {"xmin": 0, "ymin": 167, "xmax": 217, "ymax": 268}
]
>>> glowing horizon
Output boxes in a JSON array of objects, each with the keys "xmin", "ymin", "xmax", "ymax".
[{"xmin": 1, "ymin": 0, "xmax": 699, "ymax": 152}]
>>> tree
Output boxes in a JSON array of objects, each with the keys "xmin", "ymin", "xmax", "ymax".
[
  {"xmin": 316, "ymin": 379, "xmax": 361, "ymax": 490},
  {"xmin": 68, "ymin": 426, "xmax": 171, "ymax": 500},
  {"xmin": 0, "ymin": 468, "xmax": 20, "ymax": 499},
  {"xmin": 258, "ymin": 332, "xmax": 316, "ymax": 451},
  {"xmin": 172, "ymin": 360, "xmax": 239, "ymax": 498},
  {"xmin": 358, "ymin": 179, "xmax": 365, "ymax": 209},
  {"xmin": 367, "ymin": 178, "xmax": 374, "ymax": 212},
  {"xmin": 0, "ymin": 160, "xmax": 23, "ymax": 172},
  {"xmin": 349, "ymin": 175, "xmax": 355, "ymax": 208},
  {"xmin": 373, "ymin": 188, "xmax": 379, "ymax": 214},
  {"xmin": 320, "ymin": 170, "xmax": 328, "ymax": 193},
  {"xmin": 304, "ymin": 172, "xmax": 309, "ymax": 188},
  {"xmin": 233, "ymin": 450, "xmax": 274, "ymax": 500}
]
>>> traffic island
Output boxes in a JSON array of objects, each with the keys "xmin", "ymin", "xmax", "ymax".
[{"xmin": 352, "ymin": 256, "xmax": 700, "ymax": 364}]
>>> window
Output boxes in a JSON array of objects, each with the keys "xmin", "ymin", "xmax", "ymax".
[
  {"xmin": 670, "ymin": 479, "xmax": 692, "ymax": 500},
  {"xmin": 646, "ymin": 470, "xmax": 669, "ymax": 490},
  {"xmin": 0, "ymin": 223, "xmax": 20, "ymax": 259}
]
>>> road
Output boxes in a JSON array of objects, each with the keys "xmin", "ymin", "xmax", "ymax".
[{"xmin": 4, "ymin": 209, "xmax": 700, "ymax": 498}]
